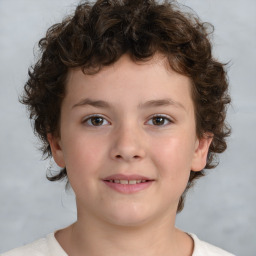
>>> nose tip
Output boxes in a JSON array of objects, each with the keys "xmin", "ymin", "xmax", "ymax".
[
  {"xmin": 109, "ymin": 127, "xmax": 146, "ymax": 162},
  {"xmin": 112, "ymin": 146, "xmax": 145, "ymax": 162}
]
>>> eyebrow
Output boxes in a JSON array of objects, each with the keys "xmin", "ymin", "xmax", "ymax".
[{"xmin": 72, "ymin": 98, "xmax": 186, "ymax": 110}]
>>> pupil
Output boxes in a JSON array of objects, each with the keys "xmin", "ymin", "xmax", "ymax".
[
  {"xmin": 153, "ymin": 117, "xmax": 164, "ymax": 125},
  {"xmin": 92, "ymin": 117, "xmax": 103, "ymax": 126}
]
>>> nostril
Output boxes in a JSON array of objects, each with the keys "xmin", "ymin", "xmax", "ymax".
[{"xmin": 114, "ymin": 154, "xmax": 141, "ymax": 160}]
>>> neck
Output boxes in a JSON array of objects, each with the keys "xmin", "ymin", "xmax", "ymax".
[{"xmin": 55, "ymin": 209, "xmax": 193, "ymax": 256}]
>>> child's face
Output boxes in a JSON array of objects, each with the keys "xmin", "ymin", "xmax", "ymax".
[{"xmin": 49, "ymin": 54, "xmax": 212, "ymax": 226}]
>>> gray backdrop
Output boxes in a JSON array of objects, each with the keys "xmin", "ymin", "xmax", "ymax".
[{"xmin": 0, "ymin": 0, "xmax": 255, "ymax": 255}]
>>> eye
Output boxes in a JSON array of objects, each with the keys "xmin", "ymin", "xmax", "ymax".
[
  {"xmin": 83, "ymin": 115, "xmax": 110, "ymax": 126},
  {"xmin": 147, "ymin": 115, "xmax": 173, "ymax": 126}
]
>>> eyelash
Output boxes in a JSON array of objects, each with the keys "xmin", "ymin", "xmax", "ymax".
[{"xmin": 82, "ymin": 114, "xmax": 173, "ymax": 127}]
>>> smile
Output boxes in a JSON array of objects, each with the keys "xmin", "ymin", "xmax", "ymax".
[
  {"xmin": 106, "ymin": 179, "xmax": 148, "ymax": 184},
  {"xmin": 102, "ymin": 174, "xmax": 154, "ymax": 194}
]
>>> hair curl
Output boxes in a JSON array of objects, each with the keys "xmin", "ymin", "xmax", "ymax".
[{"xmin": 21, "ymin": 0, "xmax": 231, "ymax": 212}]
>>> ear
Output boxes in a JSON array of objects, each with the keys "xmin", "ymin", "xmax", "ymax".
[
  {"xmin": 191, "ymin": 133, "xmax": 213, "ymax": 172},
  {"xmin": 47, "ymin": 133, "xmax": 65, "ymax": 168}
]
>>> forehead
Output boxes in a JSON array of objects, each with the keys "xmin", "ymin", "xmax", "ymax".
[{"xmin": 64, "ymin": 54, "xmax": 193, "ymax": 111}]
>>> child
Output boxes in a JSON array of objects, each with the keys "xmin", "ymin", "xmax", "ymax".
[{"xmin": 3, "ymin": 0, "xmax": 235, "ymax": 255}]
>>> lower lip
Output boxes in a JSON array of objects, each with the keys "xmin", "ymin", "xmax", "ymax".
[{"xmin": 103, "ymin": 181, "xmax": 154, "ymax": 194}]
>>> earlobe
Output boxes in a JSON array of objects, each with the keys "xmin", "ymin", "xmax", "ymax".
[
  {"xmin": 191, "ymin": 133, "xmax": 213, "ymax": 172},
  {"xmin": 47, "ymin": 133, "xmax": 65, "ymax": 168}
]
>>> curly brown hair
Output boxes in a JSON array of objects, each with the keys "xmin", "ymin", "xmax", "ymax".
[{"xmin": 21, "ymin": 0, "xmax": 231, "ymax": 212}]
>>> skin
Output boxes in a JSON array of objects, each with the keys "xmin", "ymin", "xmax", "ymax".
[{"xmin": 48, "ymin": 54, "xmax": 212, "ymax": 256}]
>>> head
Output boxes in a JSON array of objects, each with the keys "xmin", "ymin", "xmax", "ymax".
[{"xmin": 22, "ymin": 0, "xmax": 230, "ymax": 213}]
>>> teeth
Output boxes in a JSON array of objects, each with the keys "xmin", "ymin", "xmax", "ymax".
[
  {"xmin": 109, "ymin": 179, "xmax": 147, "ymax": 184},
  {"xmin": 120, "ymin": 180, "xmax": 129, "ymax": 184}
]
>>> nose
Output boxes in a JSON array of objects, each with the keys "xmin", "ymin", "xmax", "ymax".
[{"xmin": 109, "ymin": 124, "xmax": 146, "ymax": 162}]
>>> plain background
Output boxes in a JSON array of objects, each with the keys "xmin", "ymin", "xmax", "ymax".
[{"xmin": 0, "ymin": 0, "xmax": 255, "ymax": 255}]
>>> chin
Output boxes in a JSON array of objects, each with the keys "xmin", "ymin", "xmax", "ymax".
[{"xmin": 102, "ymin": 204, "xmax": 155, "ymax": 228}]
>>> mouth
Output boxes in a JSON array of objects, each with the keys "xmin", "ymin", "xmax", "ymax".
[
  {"xmin": 102, "ymin": 174, "xmax": 154, "ymax": 194},
  {"xmin": 104, "ymin": 179, "xmax": 152, "ymax": 184}
]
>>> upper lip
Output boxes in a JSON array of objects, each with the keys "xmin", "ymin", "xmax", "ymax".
[{"xmin": 103, "ymin": 174, "xmax": 154, "ymax": 181}]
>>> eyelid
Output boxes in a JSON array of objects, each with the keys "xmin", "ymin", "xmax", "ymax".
[
  {"xmin": 82, "ymin": 113, "xmax": 174, "ymax": 127},
  {"xmin": 146, "ymin": 114, "xmax": 173, "ymax": 126},
  {"xmin": 82, "ymin": 114, "xmax": 110, "ymax": 126}
]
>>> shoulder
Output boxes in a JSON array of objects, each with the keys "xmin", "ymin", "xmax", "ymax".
[
  {"xmin": 1, "ymin": 236, "xmax": 49, "ymax": 256},
  {"xmin": 1, "ymin": 233, "xmax": 67, "ymax": 256},
  {"xmin": 190, "ymin": 233, "xmax": 236, "ymax": 256}
]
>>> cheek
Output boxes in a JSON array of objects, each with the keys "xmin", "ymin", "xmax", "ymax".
[
  {"xmin": 62, "ymin": 136, "xmax": 107, "ymax": 200},
  {"xmin": 152, "ymin": 135, "xmax": 195, "ymax": 180},
  {"xmin": 62, "ymin": 135, "xmax": 105, "ymax": 179},
  {"xmin": 150, "ymin": 134, "xmax": 196, "ymax": 208}
]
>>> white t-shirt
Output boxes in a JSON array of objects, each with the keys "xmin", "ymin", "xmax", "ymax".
[{"xmin": 2, "ymin": 233, "xmax": 235, "ymax": 256}]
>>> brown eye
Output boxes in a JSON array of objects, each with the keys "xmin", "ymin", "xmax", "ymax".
[
  {"xmin": 147, "ymin": 115, "xmax": 172, "ymax": 126},
  {"xmin": 83, "ymin": 115, "xmax": 109, "ymax": 126},
  {"xmin": 152, "ymin": 116, "xmax": 165, "ymax": 125},
  {"xmin": 91, "ymin": 117, "xmax": 104, "ymax": 126}
]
